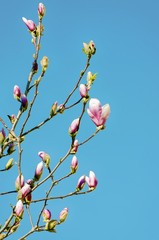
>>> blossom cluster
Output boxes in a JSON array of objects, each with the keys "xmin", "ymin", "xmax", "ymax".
[{"xmin": 0, "ymin": 2, "xmax": 111, "ymax": 239}]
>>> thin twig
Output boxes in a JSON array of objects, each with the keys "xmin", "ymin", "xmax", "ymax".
[
  {"xmin": 21, "ymin": 116, "xmax": 52, "ymax": 137},
  {"xmin": 31, "ymin": 189, "xmax": 93, "ymax": 203},
  {"xmin": 78, "ymin": 128, "xmax": 101, "ymax": 146},
  {"xmin": 32, "ymin": 147, "xmax": 72, "ymax": 193},
  {"xmin": 63, "ymin": 56, "xmax": 90, "ymax": 106},
  {"xmin": 0, "ymin": 213, "xmax": 14, "ymax": 234},
  {"xmin": 0, "ymin": 190, "xmax": 17, "ymax": 196},
  {"xmin": 26, "ymin": 205, "xmax": 34, "ymax": 228}
]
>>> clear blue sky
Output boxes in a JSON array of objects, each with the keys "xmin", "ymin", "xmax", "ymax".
[{"xmin": 0, "ymin": 0, "xmax": 159, "ymax": 239}]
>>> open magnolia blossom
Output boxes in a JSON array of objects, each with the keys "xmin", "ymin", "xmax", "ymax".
[
  {"xmin": 87, "ymin": 98, "xmax": 110, "ymax": 127},
  {"xmin": 85, "ymin": 171, "xmax": 98, "ymax": 189}
]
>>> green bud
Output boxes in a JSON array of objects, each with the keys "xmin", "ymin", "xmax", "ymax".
[
  {"xmin": 5, "ymin": 158, "xmax": 14, "ymax": 170},
  {"xmin": 45, "ymin": 220, "xmax": 58, "ymax": 232}
]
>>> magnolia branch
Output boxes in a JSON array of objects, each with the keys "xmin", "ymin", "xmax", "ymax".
[{"xmin": 31, "ymin": 189, "xmax": 94, "ymax": 203}]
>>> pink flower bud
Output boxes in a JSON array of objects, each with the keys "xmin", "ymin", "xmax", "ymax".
[
  {"xmin": 21, "ymin": 94, "xmax": 28, "ymax": 111},
  {"xmin": 18, "ymin": 183, "xmax": 31, "ymax": 200},
  {"xmin": 38, "ymin": 3, "xmax": 46, "ymax": 17},
  {"xmin": 22, "ymin": 17, "xmax": 36, "ymax": 32},
  {"xmin": 70, "ymin": 139, "xmax": 78, "ymax": 154},
  {"xmin": 13, "ymin": 85, "xmax": 21, "ymax": 100},
  {"xmin": 76, "ymin": 175, "xmax": 85, "ymax": 191},
  {"xmin": 71, "ymin": 155, "xmax": 78, "ymax": 173},
  {"xmin": 86, "ymin": 171, "xmax": 98, "ymax": 190},
  {"xmin": 87, "ymin": 98, "xmax": 110, "ymax": 127},
  {"xmin": 59, "ymin": 208, "xmax": 68, "ymax": 223},
  {"xmin": 38, "ymin": 151, "xmax": 50, "ymax": 168},
  {"xmin": 34, "ymin": 161, "xmax": 44, "ymax": 181},
  {"xmin": 15, "ymin": 200, "xmax": 24, "ymax": 218},
  {"xmin": 15, "ymin": 174, "xmax": 25, "ymax": 191},
  {"xmin": 42, "ymin": 209, "xmax": 51, "ymax": 222},
  {"xmin": 0, "ymin": 128, "xmax": 6, "ymax": 144},
  {"xmin": 79, "ymin": 84, "xmax": 88, "ymax": 98},
  {"xmin": 69, "ymin": 118, "xmax": 80, "ymax": 136}
]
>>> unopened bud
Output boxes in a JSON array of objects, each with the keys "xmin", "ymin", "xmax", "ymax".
[
  {"xmin": 40, "ymin": 56, "xmax": 49, "ymax": 72},
  {"xmin": 38, "ymin": 151, "xmax": 50, "ymax": 168},
  {"xmin": 0, "ymin": 128, "xmax": 6, "ymax": 145},
  {"xmin": 79, "ymin": 84, "xmax": 88, "ymax": 98},
  {"xmin": 5, "ymin": 158, "xmax": 14, "ymax": 170},
  {"xmin": 22, "ymin": 17, "xmax": 36, "ymax": 32},
  {"xmin": 38, "ymin": 3, "xmax": 46, "ymax": 18},
  {"xmin": 76, "ymin": 175, "xmax": 85, "ymax": 191},
  {"xmin": 21, "ymin": 95, "xmax": 28, "ymax": 111},
  {"xmin": 13, "ymin": 85, "xmax": 21, "ymax": 101},
  {"xmin": 59, "ymin": 208, "xmax": 68, "ymax": 223},
  {"xmin": 15, "ymin": 174, "xmax": 25, "ymax": 191},
  {"xmin": 14, "ymin": 200, "xmax": 24, "ymax": 218},
  {"xmin": 7, "ymin": 143, "xmax": 15, "ymax": 154},
  {"xmin": 34, "ymin": 161, "xmax": 44, "ymax": 181},
  {"xmin": 50, "ymin": 101, "xmax": 58, "ymax": 117},
  {"xmin": 45, "ymin": 220, "xmax": 58, "ymax": 232},
  {"xmin": 69, "ymin": 118, "xmax": 80, "ymax": 137},
  {"xmin": 18, "ymin": 183, "xmax": 31, "ymax": 200},
  {"xmin": 42, "ymin": 209, "xmax": 51, "ymax": 222},
  {"xmin": 71, "ymin": 155, "xmax": 78, "ymax": 173},
  {"xmin": 82, "ymin": 40, "xmax": 96, "ymax": 57},
  {"xmin": 70, "ymin": 139, "xmax": 79, "ymax": 154}
]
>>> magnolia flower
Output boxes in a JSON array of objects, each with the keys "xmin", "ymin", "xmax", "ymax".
[
  {"xmin": 42, "ymin": 209, "xmax": 51, "ymax": 222},
  {"xmin": 79, "ymin": 84, "xmax": 88, "ymax": 98},
  {"xmin": 86, "ymin": 171, "xmax": 98, "ymax": 190},
  {"xmin": 38, "ymin": 151, "xmax": 50, "ymax": 168},
  {"xmin": 18, "ymin": 183, "xmax": 31, "ymax": 200},
  {"xmin": 15, "ymin": 174, "xmax": 25, "ymax": 191},
  {"xmin": 70, "ymin": 139, "xmax": 79, "ymax": 154},
  {"xmin": 13, "ymin": 85, "xmax": 21, "ymax": 100},
  {"xmin": 15, "ymin": 200, "xmax": 24, "ymax": 218},
  {"xmin": 34, "ymin": 161, "xmax": 44, "ymax": 181},
  {"xmin": 59, "ymin": 208, "xmax": 68, "ymax": 223},
  {"xmin": 69, "ymin": 118, "xmax": 80, "ymax": 136},
  {"xmin": 38, "ymin": 3, "xmax": 46, "ymax": 17},
  {"xmin": 22, "ymin": 17, "xmax": 36, "ymax": 31},
  {"xmin": 71, "ymin": 155, "xmax": 78, "ymax": 173},
  {"xmin": 21, "ymin": 94, "xmax": 28, "ymax": 111},
  {"xmin": 87, "ymin": 98, "xmax": 110, "ymax": 127},
  {"xmin": 76, "ymin": 175, "xmax": 85, "ymax": 191}
]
